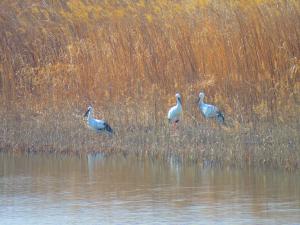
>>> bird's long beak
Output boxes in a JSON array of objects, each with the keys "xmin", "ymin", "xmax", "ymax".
[
  {"xmin": 84, "ymin": 109, "xmax": 90, "ymax": 117},
  {"xmin": 178, "ymin": 98, "xmax": 182, "ymax": 105},
  {"xmin": 196, "ymin": 97, "xmax": 200, "ymax": 104}
]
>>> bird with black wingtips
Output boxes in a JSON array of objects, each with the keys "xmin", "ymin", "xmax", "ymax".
[
  {"xmin": 198, "ymin": 92, "xmax": 224, "ymax": 124},
  {"xmin": 84, "ymin": 106, "xmax": 113, "ymax": 134},
  {"xmin": 167, "ymin": 93, "xmax": 183, "ymax": 128}
]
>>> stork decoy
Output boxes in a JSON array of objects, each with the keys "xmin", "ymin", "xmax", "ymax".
[
  {"xmin": 84, "ymin": 106, "xmax": 113, "ymax": 134},
  {"xmin": 198, "ymin": 92, "xmax": 224, "ymax": 124},
  {"xmin": 167, "ymin": 93, "xmax": 183, "ymax": 126}
]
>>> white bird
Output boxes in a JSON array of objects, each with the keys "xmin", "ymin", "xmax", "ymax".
[
  {"xmin": 167, "ymin": 93, "xmax": 183, "ymax": 125},
  {"xmin": 84, "ymin": 106, "xmax": 113, "ymax": 134},
  {"xmin": 198, "ymin": 92, "xmax": 224, "ymax": 124}
]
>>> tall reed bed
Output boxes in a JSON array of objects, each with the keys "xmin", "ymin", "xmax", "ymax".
[{"xmin": 0, "ymin": 0, "xmax": 299, "ymax": 168}]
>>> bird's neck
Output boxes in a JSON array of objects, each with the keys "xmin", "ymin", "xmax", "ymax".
[
  {"xmin": 176, "ymin": 101, "xmax": 182, "ymax": 109},
  {"xmin": 87, "ymin": 111, "xmax": 93, "ymax": 121},
  {"xmin": 199, "ymin": 98, "xmax": 204, "ymax": 105}
]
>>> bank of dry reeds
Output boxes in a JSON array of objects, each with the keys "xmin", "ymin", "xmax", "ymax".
[
  {"xmin": 0, "ymin": 0, "xmax": 299, "ymax": 169},
  {"xmin": 0, "ymin": 105, "xmax": 298, "ymax": 170}
]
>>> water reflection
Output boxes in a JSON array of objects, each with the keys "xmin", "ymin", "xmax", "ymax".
[
  {"xmin": 87, "ymin": 152, "xmax": 107, "ymax": 179},
  {"xmin": 0, "ymin": 152, "xmax": 299, "ymax": 225}
]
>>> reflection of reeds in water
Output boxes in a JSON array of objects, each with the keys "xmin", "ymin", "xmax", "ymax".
[
  {"xmin": 1, "ymin": 152, "xmax": 300, "ymax": 215},
  {"xmin": 0, "ymin": 1, "xmax": 299, "ymax": 169}
]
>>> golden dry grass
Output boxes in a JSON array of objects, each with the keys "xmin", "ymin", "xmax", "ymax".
[{"xmin": 0, "ymin": 0, "xmax": 299, "ymax": 169}]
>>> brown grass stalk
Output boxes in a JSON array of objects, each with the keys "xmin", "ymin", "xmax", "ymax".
[{"xmin": 0, "ymin": 0, "xmax": 299, "ymax": 169}]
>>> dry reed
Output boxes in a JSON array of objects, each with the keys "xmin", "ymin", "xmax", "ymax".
[{"xmin": 0, "ymin": 0, "xmax": 299, "ymax": 169}]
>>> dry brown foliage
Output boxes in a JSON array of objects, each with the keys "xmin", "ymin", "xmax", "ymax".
[{"xmin": 0, "ymin": 0, "xmax": 299, "ymax": 169}]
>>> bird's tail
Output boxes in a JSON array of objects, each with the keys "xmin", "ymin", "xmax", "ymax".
[
  {"xmin": 216, "ymin": 111, "xmax": 225, "ymax": 124},
  {"xmin": 104, "ymin": 123, "xmax": 114, "ymax": 134}
]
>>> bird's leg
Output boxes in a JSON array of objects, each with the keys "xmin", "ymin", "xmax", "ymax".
[
  {"xmin": 170, "ymin": 122, "xmax": 178, "ymax": 134},
  {"xmin": 171, "ymin": 123, "xmax": 177, "ymax": 136},
  {"xmin": 173, "ymin": 122, "xmax": 177, "ymax": 131},
  {"xmin": 174, "ymin": 120, "xmax": 180, "ymax": 134}
]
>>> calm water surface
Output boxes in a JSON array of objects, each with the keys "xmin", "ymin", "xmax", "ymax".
[{"xmin": 0, "ymin": 152, "xmax": 299, "ymax": 225}]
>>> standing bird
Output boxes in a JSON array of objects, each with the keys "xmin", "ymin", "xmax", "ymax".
[
  {"xmin": 84, "ymin": 106, "xmax": 113, "ymax": 134},
  {"xmin": 198, "ymin": 92, "xmax": 224, "ymax": 124},
  {"xmin": 167, "ymin": 93, "xmax": 183, "ymax": 127}
]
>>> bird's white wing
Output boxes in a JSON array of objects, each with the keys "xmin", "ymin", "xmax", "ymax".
[
  {"xmin": 200, "ymin": 103, "xmax": 218, "ymax": 118},
  {"xmin": 168, "ymin": 105, "xmax": 182, "ymax": 122},
  {"xmin": 168, "ymin": 105, "xmax": 178, "ymax": 119},
  {"xmin": 167, "ymin": 106, "xmax": 175, "ymax": 119},
  {"xmin": 90, "ymin": 119, "xmax": 106, "ymax": 130}
]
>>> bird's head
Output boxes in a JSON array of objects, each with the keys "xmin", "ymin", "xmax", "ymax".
[
  {"xmin": 176, "ymin": 93, "xmax": 182, "ymax": 105},
  {"xmin": 84, "ymin": 106, "xmax": 93, "ymax": 117},
  {"xmin": 198, "ymin": 92, "xmax": 205, "ymax": 103}
]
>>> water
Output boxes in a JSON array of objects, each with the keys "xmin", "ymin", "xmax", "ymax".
[{"xmin": 0, "ymin": 152, "xmax": 299, "ymax": 225}]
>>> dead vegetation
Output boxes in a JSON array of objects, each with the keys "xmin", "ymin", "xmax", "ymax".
[{"xmin": 0, "ymin": 0, "xmax": 299, "ymax": 169}]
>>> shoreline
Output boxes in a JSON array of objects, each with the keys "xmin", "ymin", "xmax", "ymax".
[{"xmin": 1, "ymin": 110, "xmax": 298, "ymax": 171}]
